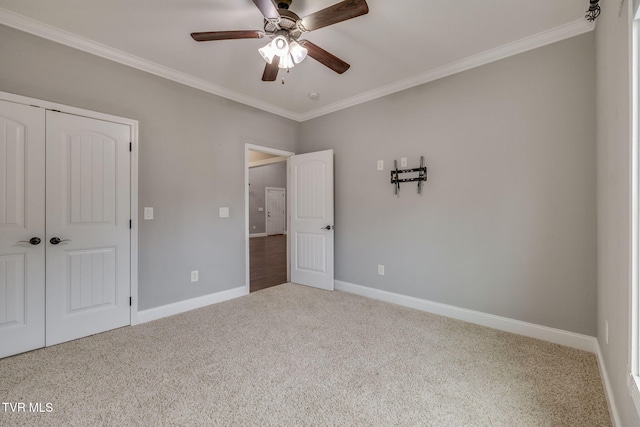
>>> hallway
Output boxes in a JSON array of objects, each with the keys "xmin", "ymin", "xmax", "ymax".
[{"xmin": 249, "ymin": 234, "xmax": 287, "ymax": 292}]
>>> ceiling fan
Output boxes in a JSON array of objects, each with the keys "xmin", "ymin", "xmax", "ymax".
[{"xmin": 190, "ymin": 0, "xmax": 369, "ymax": 81}]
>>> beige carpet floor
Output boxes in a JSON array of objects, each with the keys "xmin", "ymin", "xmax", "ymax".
[{"xmin": 0, "ymin": 283, "xmax": 611, "ymax": 426}]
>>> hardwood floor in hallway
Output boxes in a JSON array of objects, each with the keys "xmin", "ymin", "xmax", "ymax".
[{"xmin": 250, "ymin": 234, "xmax": 287, "ymax": 292}]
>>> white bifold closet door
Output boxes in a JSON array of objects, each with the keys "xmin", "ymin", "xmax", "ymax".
[
  {"xmin": 45, "ymin": 111, "xmax": 131, "ymax": 346},
  {"xmin": 0, "ymin": 101, "xmax": 46, "ymax": 359},
  {"xmin": 0, "ymin": 101, "xmax": 131, "ymax": 358}
]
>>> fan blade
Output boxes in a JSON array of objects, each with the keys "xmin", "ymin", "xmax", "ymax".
[
  {"xmin": 252, "ymin": 0, "xmax": 280, "ymax": 20},
  {"xmin": 299, "ymin": 41, "xmax": 350, "ymax": 74},
  {"xmin": 299, "ymin": 0, "xmax": 368, "ymax": 32},
  {"xmin": 262, "ymin": 56, "xmax": 280, "ymax": 81},
  {"xmin": 191, "ymin": 30, "xmax": 264, "ymax": 42}
]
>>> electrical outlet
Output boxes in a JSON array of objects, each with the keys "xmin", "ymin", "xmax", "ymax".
[
  {"xmin": 378, "ymin": 264, "xmax": 384, "ymax": 275},
  {"xmin": 191, "ymin": 270, "xmax": 199, "ymax": 282},
  {"xmin": 377, "ymin": 160, "xmax": 384, "ymax": 171},
  {"xmin": 605, "ymin": 320, "xmax": 608, "ymax": 344}
]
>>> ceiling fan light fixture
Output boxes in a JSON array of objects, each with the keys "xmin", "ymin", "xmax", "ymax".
[
  {"xmin": 272, "ymin": 34, "xmax": 290, "ymax": 56},
  {"xmin": 192, "ymin": 0, "xmax": 369, "ymax": 81},
  {"xmin": 289, "ymin": 40, "xmax": 308, "ymax": 64},
  {"xmin": 278, "ymin": 53, "xmax": 295, "ymax": 69},
  {"xmin": 258, "ymin": 42, "xmax": 276, "ymax": 64}
]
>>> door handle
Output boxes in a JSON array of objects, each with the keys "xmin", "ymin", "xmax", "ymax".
[
  {"xmin": 17, "ymin": 237, "xmax": 42, "ymax": 245},
  {"xmin": 50, "ymin": 237, "xmax": 71, "ymax": 245},
  {"xmin": 321, "ymin": 225, "xmax": 334, "ymax": 230}
]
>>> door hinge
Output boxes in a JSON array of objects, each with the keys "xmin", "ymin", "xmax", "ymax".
[
  {"xmin": 129, "ymin": 297, "xmax": 132, "ymax": 306},
  {"xmin": 129, "ymin": 220, "xmax": 132, "ymax": 229},
  {"xmin": 129, "ymin": 142, "xmax": 132, "ymax": 152}
]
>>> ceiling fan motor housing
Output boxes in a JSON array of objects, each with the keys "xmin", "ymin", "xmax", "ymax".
[
  {"xmin": 264, "ymin": 9, "xmax": 302, "ymax": 39},
  {"xmin": 277, "ymin": 0, "xmax": 292, "ymax": 9}
]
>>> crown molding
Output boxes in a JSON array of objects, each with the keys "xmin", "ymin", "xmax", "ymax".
[
  {"xmin": 0, "ymin": 7, "xmax": 300, "ymax": 121},
  {"xmin": 298, "ymin": 17, "xmax": 594, "ymax": 121},
  {"xmin": 0, "ymin": 7, "xmax": 593, "ymax": 123}
]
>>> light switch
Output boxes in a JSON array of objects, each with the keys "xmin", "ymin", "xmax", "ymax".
[
  {"xmin": 144, "ymin": 207, "xmax": 154, "ymax": 220},
  {"xmin": 400, "ymin": 157, "xmax": 407, "ymax": 168},
  {"xmin": 219, "ymin": 207, "xmax": 229, "ymax": 218}
]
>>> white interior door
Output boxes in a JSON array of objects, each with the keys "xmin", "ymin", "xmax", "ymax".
[
  {"xmin": 0, "ymin": 100, "xmax": 46, "ymax": 358},
  {"xmin": 266, "ymin": 187, "xmax": 285, "ymax": 235},
  {"xmin": 45, "ymin": 111, "xmax": 131, "ymax": 346},
  {"xmin": 289, "ymin": 150, "xmax": 334, "ymax": 291}
]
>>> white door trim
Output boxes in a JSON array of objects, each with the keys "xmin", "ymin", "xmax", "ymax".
[
  {"xmin": 245, "ymin": 144, "xmax": 294, "ymax": 294},
  {"xmin": 0, "ymin": 90, "xmax": 140, "ymax": 326}
]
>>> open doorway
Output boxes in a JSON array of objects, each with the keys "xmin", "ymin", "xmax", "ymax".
[{"xmin": 245, "ymin": 144, "xmax": 294, "ymax": 293}]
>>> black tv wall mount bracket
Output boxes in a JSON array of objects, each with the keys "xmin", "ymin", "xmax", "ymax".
[{"xmin": 390, "ymin": 156, "xmax": 427, "ymax": 197}]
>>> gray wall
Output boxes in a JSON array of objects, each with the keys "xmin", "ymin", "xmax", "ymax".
[
  {"xmin": 249, "ymin": 162, "xmax": 287, "ymax": 234},
  {"xmin": 5, "ymin": 15, "xmax": 633, "ymax": 421},
  {"xmin": 0, "ymin": 24, "xmax": 298, "ymax": 310},
  {"xmin": 596, "ymin": 2, "xmax": 640, "ymax": 425},
  {"xmin": 299, "ymin": 33, "xmax": 597, "ymax": 336},
  {"xmin": 0, "ymin": 19, "xmax": 609, "ymax": 347}
]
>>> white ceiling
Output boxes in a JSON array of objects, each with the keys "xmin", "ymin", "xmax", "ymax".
[{"xmin": 0, "ymin": 0, "xmax": 592, "ymax": 121}]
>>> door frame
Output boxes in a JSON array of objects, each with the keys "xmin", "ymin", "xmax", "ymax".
[
  {"xmin": 265, "ymin": 187, "xmax": 286, "ymax": 236},
  {"xmin": 0, "ymin": 90, "xmax": 140, "ymax": 325},
  {"xmin": 245, "ymin": 143, "xmax": 294, "ymax": 294}
]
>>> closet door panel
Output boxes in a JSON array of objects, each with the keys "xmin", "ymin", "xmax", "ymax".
[
  {"xmin": 45, "ymin": 111, "xmax": 130, "ymax": 346},
  {"xmin": 0, "ymin": 100, "xmax": 45, "ymax": 359}
]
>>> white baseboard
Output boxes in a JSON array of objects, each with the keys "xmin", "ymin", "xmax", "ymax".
[
  {"xmin": 135, "ymin": 286, "xmax": 247, "ymax": 324},
  {"xmin": 132, "ymin": 279, "xmax": 618, "ymax": 424},
  {"xmin": 335, "ymin": 281, "xmax": 622, "ymax": 419},
  {"xmin": 334, "ymin": 280, "xmax": 597, "ymax": 353},
  {"xmin": 594, "ymin": 341, "xmax": 622, "ymax": 427},
  {"xmin": 251, "ymin": 232, "xmax": 288, "ymax": 237}
]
